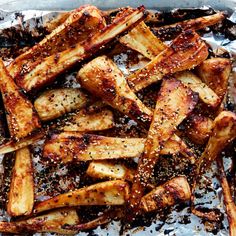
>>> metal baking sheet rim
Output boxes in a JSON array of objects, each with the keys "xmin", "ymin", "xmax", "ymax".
[{"xmin": 0, "ymin": 1, "xmax": 235, "ymax": 236}]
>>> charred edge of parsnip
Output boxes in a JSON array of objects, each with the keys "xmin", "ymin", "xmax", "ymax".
[{"xmin": 152, "ymin": 12, "xmax": 225, "ymax": 39}]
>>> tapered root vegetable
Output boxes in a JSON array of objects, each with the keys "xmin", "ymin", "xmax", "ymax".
[
  {"xmin": 127, "ymin": 30, "xmax": 208, "ymax": 92},
  {"xmin": 78, "ymin": 55, "xmax": 153, "ymax": 127},
  {"xmin": 196, "ymin": 111, "xmax": 236, "ymax": 177},
  {"xmin": 0, "ymin": 59, "xmax": 41, "ymax": 140},
  {"xmin": 140, "ymin": 176, "xmax": 191, "ymax": 212},
  {"xmin": 153, "ymin": 12, "xmax": 225, "ymax": 39},
  {"xmin": 43, "ymin": 132, "xmax": 195, "ymax": 164},
  {"xmin": 129, "ymin": 78, "xmax": 198, "ymax": 216},
  {"xmin": 34, "ymin": 180, "xmax": 130, "ymax": 214},
  {"xmin": 16, "ymin": 6, "xmax": 146, "ymax": 92},
  {"xmin": 8, "ymin": 5, "xmax": 106, "ymax": 79},
  {"xmin": 175, "ymin": 71, "xmax": 220, "ymax": 108},
  {"xmin": 0, "ymin": 209, "xmax": 79, "ymax": 234},
  {"xmin": 184, "ymin": 113, "xmax": 213, "ymax": 145},
  {"xmin": 119, "ymin": 21, "xmax": 166, "ymax": 59},
  {"xmin": 86, "ymin": 161, "xmax": 135, "ymax": 181},
  {"xmin": 7, "ymin": 147, "xmax": 34, "ymax": 216},
  {"xmin": 192, "ymin": 111, "xmax": 236, "ymax": 221},
  {"xmin": 217, "ymin": 157, "xmax": 236, "ymax": 236},
  {"xmin": 197, "ymin": 58, "xmax": 231, "ymax": 101},
  {"xmin": 0, "ymin": 132, "xmax": 45, "ymax": 154},
  {"xmin": 34, "ymin": 88, "xmax": 89, "ymax": 121},
  {"xmin": 43, "ymin": 132, "xmax": 145, "ymax": 163},
  {"xmin": 59, "ymin": 108, "xmax": 114, "ymax": 132}
]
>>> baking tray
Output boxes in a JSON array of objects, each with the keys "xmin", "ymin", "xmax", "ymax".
[{"xmin": 0, "ymin": 1, "xmax": 235, "ymax": 236}]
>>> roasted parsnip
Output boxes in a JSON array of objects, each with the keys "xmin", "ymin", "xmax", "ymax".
[
  {"xmin": 129, "ymin": 78, "xmax": 198, "ymax": 216},
  {"xmin": 34, "ymin": 88, "xmax": 89, "ymax": 121},
  {"xmin": 196, "ymin": 111, "xmax": 236, "ymax": 177},
  {"xmin": 153, "ymin": 12, "xmax": 225, "ymax": 39},
  {"xmin": 0, "ymin": 209, "xmax": 79, "ymax": 234},
  {"xmin": 0, "ymin": 59, "xmax": 41, "ymax": 140},
  {"xmin": 86, "ymin": 161, "xmax": 135, "ymax": 181},
  {"xmin": 217, "ymin": 157, "xmax": 236, "ymax": 236},
  {"xmin": 78, "ymin": 55, "xmax": 153, "ymax": 127},
  {"xmin": 34, "ymin": 180, "xmax": 130, "ymax": 214},
  {"xmin": 7, "ymin": 146, "xmax": 34, "ymax": 216},
  {"xmin": 8, "ymin": 5, "xmax": 106, "ymax": 79},
  {"xmin": 184, "ymin": 113, "xmax": 213, "ymax": 145},
  {"xmin": 43, "ymin": 132, "xmax": 195, "ymax": 164},
  {"xmin": 119, "ymin": 21, "xmax": 166, "ymax": 59},
  {"xmin": 127, "ymin": 30, "xmax": 208, "ymax": 92},
  {"xmin": 16, "ymin": 6, "xmax": 146, "ymax": 92},
  {"xmin": 60, "ymin": 108, "xmax": 114, "ymax": 132},
  {"xmin": 0, "ymin": 132, "xmax": 45, "ymax": 154},
  {"xmin": 140, "ymin": 176, "xmax": 191, "ymax": 212},
  {"xmin": 175, "ymin": 71, "xmax": 220, "ymax": 108},
  {"xmin": 197, "ymin": 58, "xmax": 231, "ymax": 101}
]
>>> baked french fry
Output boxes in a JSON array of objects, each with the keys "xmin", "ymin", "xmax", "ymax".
[
  {"xmin": 140, "ymin": 176, "xmax": 191, "ymax": 212},
  {"xmin": 0, "ymin": 132, "xmax": 45, "ymax": 155},
  {"xmin": 197, "ymin": 58, "xmax": 231, "ymax": 101},
  {"xmin": 16, "ymin": 6, "xmax": 146, "ymax": 92},
  {"xmin": 8, "ymin": 5, "xmax": 106, "ymax": 79},
  {"xmin": 34, "ymin": 180, "xmax": 130, "ymax": 214},
  {"xmin": 0, "ymin": 59, "xmax": 41, "ymax": 140},
  {"xmin": 129, "ymin": 78, "xmax": 198, "ymax": 216},
  {"xmin": 34, "ymin": 88, "xmax": 89, "ymax": 121},
  {"xmin": 43, "ymin": 132, "xmax": 195, "ymax": 164},
  {"xmin": 0, "ymin": 209, "xmax": 79, "ymax": 234},
  {"xmin": 7, "ymin": 146, "xmax": 34, "ymax": 216},
  {"xmin": 175, "ymin": 71, "xmax": 220, "ymax": 108},
  {"xmin": 127, "ymin": 30, "xmax": 208, "ymax": 92},
  {"xmin": 153, "ymin": 12, "xmax": 225, "ymax": 39},
  {"xmin": 86, "ymin": 161, "xmax": 135, "ymax": 181},
  {"xmin": 78, "ymin": 55, "xmax": 153, "ymax": 127},
  {"xmin": 119, "ymin": 21, "xmax": 166, "ymax": 59},
  {"xmin": 184, "ymin": 113, "xmax": 213, "ymax": 145},
  {"xmin": 217, "ymin": 157, "xmax": 236, "ymax": 236},
  {"xmin": 60, "ymin": 108, "xmax": 114, "ymax": 132}
]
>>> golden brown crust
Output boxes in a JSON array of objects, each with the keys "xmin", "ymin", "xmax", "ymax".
[
  {"xmin": 127, "ymin": 30, "xmax": 209, "ymax": 92},
  {"xmin": 0, "ymin": 59, "xmax": 41, "ymax": 140}
]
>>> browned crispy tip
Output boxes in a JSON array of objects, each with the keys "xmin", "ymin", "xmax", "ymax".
[
  {"xmin": 7, "ymin": 146, "xmax": 34, "ymax": 217},
  {"xmin": 196, "ymin": 58, "xmax": 232, "ymax": 101},
  {"xmin": 8, "ymin": 5, "xmax": 106, "ymax": 79},
  {"xmin": 140, "ymin": 176, "xmax": 191, "ymax": 212},
  {"xmin": 34, "ymin": 180, "xmax": 130, "ymax": 214},
  {"xmin": 153, "ymin": 12, "xmax": 225, "ymax": 39},
  {"xmin": 217, "ymin": 157, "xmax": 236, "ymax": 236},
  {"xmin": 184, "ymin": 113, "xmax": 214, "ymax": 145},
  {"xmin": 0, "ymin": 59, "xmax": 41, "ymax": 140},
  {"xmin": 127, "ymin": 30, "xmax": 209, "ymax": 92},
  {"xmin": 129, "ymin": 78, "xmax": 198, "ymax": 218},
  {"xmin": 78, "ymin": 55, "xmax": 153, "ymax": 127},
  {"xmin": 16, "ymin": 6, "xmax": 146, "ymax": 92}
]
